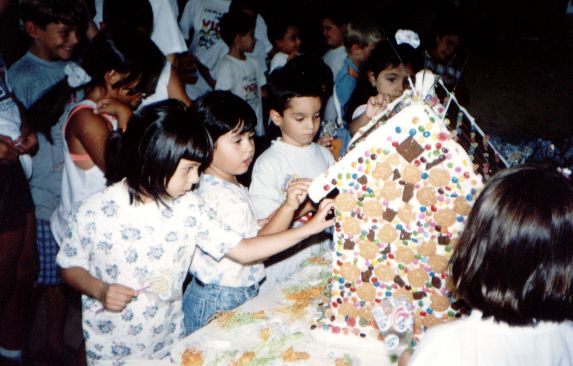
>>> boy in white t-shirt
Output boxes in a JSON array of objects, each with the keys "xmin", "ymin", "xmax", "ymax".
[
  {"xmin": 215, "ymin": 10, "xmax": 266, "ymax": 136},
  {"xmin": 249, "ymin": 57, "xmax": 335, "ymax": 293}
]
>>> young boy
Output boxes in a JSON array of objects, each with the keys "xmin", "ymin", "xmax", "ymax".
[
  {"xmin": 249, "ymin": 59, "xmax": 336, "ymax": 293},
  {"xmin": 268, "ymin": 16, "xmax": 301, "ymax": 72},
  {"xmin": 215, "ymin": 10, "xmax": 267, "ymax": 137},
  {"xmin": 6, "ymin": 0, "xmax": 88, "ymax": 361},
  {"xmin": 182, "ymin": 91, "xmax": 311, "ymax": 334}
]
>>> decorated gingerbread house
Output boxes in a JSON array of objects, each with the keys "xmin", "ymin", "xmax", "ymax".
[{"xmin": 308, "ymin": 74, "xmax": 506, "ymax": 357}]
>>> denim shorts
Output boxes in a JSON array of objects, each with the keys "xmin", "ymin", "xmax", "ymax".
[{"xmin": 182, "ymin": 277, "xmax": 259, "ymax": 335}]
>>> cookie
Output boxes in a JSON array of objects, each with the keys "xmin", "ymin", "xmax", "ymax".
[
  {"xmin": 430, "ymin": 293, "xmax": 450, "ymax": 312},
  {"xmin": 362, "ymin": 200, "xmax": 383, "ymax": 217},
  {"xmin": 453, "ymin": 196, "xmax": 472, "ymax": 216},
  {"xmin": 434, "ymin": 208, "xmax": 456, "ymax": 227},
  {"xmin": 393, "ymin": 287, "xmax": 413, "ymax": 303},
  {"xmin": 335, "ymin": 193, "xmax": 357, "ymax": 212},
  {"xmin": 358, "ymin": 240, "xmax": 379, "ymax": 260},
  {"xmin": 416, "ymin": 240, "xmax": 437, "ymax": 257},
  {"xmin": 356, "ymin": 283, "xmax": 376, "ymax": 301},
  {"xmin": 428, "ymin": 254, "xmax": 449, "ymax": 273},
  {"xmin": 416, "ymin": 187, "xmax": 437, "ymax": 206},
  {"xmin": 397, "ymin": 203, "xmax": 416, "ymax": 224},
  {"xmin": 378, "ymin": 223, "xmax": 398, "ymax": 243},
  {"xmin": 373, "ymin": 162, "xmax": 393, "ymax": 181},
  {"xmin": 384, "ymin": 153, "xmax": 402, "ymax": 166},
  {"xmin": 407, "ymin": 267, "xmax": 428, "ymax": 288},
  {"xmin": 338, "ymin": 302, "xmax": 358, "ymax": 318},
  {"xmin": 373, "ymin": 264, "xmax": 395, "ymax": 282},
  {"xmin": 342, "ymin": 217, "xmax": 362, "ymax": 235},
  {"xmin": 428, "ymin": 168, "xmax": 451, "ymax": 187},
  {"xmin": 395, "ymin": 246, "xmax": 415, "ymax": 264},
  {"xmin": 402, "ymin": 164, "xmax": 422, "ymax": 184},
  {"xmin": 381, "ymin": 181, "xmax": 401, "ymax": 201},
  {"xmin": 358, "ymin": 306, "xmax": 375, "ymax": 322},
  {"xmin": 339, "ymin": 262, "xmax": 361, "ymax": 281}
]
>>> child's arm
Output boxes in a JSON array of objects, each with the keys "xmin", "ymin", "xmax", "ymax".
[
  {"xmin": 259, "ymin": 178, "xmax": 310, "ymax": 235},
  {"xmin": 0, "ymin": 135, "xmax": 19, "ymax": 162},
  {"xmin": 167, "ymin": 64, "xmax": 193, "ymax": 106},
  {"xmin": 94, "ymin": 98, "xmax": 133, "ymax": 132},
  {"xmin": 226, "ymin": 198, "xmax": 334, "ymax": 264},
  {"xmin": 349, "ymin": 93, "xmax": 391, "ymax": 135},
  {"xmin": 60, "ymin": 267, "xmax": 138, "ymax": 312}
]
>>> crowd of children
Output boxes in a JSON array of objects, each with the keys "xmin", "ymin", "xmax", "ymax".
[{"xmin": 1, "ymin": 0, "xmax": 572, "ymax": 365}]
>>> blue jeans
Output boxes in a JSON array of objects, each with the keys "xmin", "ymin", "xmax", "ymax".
[{"xmin": 182, "ymin": 277, "xmax": 259, "ymax": 335}]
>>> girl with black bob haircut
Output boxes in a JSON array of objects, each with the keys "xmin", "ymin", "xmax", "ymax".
[
  {"xmin": 409, "ymin": 165, "xmax": 573, "ymax": 365},
  {"xmin": 58, "ymin": 99, "xmax": 335, "ymax": 365}
]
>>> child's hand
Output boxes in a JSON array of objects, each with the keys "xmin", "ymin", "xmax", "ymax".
[
  {"xmin": 305, "ymin": 198, "xmax": 335, "ymax": 233},
  {"xmin": 316, "ymin": 134, "xmax": 334, "ymax": 150},
  {"xmin": 97, "ymin": 282, "xmax": 138, "ymax": 312},
  {"xmin": 95, "ymin": 98, "xmax": 133, "ymax": 131},
  {"xmin": 365, "ymin": 93, "xmax": 392, "ymax": 120},
  {"xmin": 15, "ymin": 129, "xmax": 38, "ymax": 155},
  {"xmin": 285, "ymin": 178, "xmax": 311, "ymax": 210},
  {"xmin": 0, "ymin": 135, "xmax": 18, "ymax": 163}
]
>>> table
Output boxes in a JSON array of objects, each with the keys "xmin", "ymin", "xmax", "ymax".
[{"xmin": 170, "ymin": 253, "xmax": 392, "ymax": 366}]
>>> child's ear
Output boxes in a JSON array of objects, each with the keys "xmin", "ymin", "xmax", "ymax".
[
  {"xmin": 104, "ymin": 70, "xmax": 124, "ymax": 86},
  {"xmin": 24, "ymin": 21, "xmax": 42, "ymax": 39},
  {"xmin": 269, "ymin": 110, "xmax": 283, "ymax": 127}
]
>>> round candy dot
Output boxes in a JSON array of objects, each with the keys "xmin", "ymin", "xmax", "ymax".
[
  {"xmin": 427, "ymin": 308, "xmax": 434, "ymax": 315},
  {"xmin": 423, "ymin": 131, "xmax": 431, "ymax": 138},
  {"xmin": 409, "ymin": 129, "xmax": 416, "ymax": 136},
  {"xmin": 421, "ymin": 172, "xmax": 429, "ymax": 179},
  {"xmin": 466, "ymin": 194, "xmax": 473, "ymax": 201},
  {"xmin": 456, "ymin": 216, "xmax": 464, "ymax": 222},
  {"xmin": 420, "ymin": 206, "xmax": 427, "ymax": 212},
  {"xmin": 452, "ymin": 177, "xmax": 459, "ymax": 183},
  {"xmin": 395, "ymin": 127, "xmax": 402, "ymax": 133}
]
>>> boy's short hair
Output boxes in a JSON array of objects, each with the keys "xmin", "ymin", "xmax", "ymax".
[
  {"xmin": 102, "ymin": 0, "xmax": 154, "ymax": 36},
  {"xmin": 343, "ymin": 15, "xmax": 383, "ymax": 52},
  {"xmin": 121, "ymin": 99, "xmax": 213, "ymax": 205},
  {"xmin": 219, "ymin": 10, "xmax": 256, "ymax": 48},
  {"xmin": 194, "ymin": 90, "xmax": 257, "ymax": 142},
  {"xmin": 267, "ymin": 54, "xmax": 330, "ymax": 115},
  {"xmin": 451, "ymin": 166, "xmax": 573, "ymax": 326},
  {"xmin": 20, "ymin": 0, "xmax": 88, "ymax": 29}
]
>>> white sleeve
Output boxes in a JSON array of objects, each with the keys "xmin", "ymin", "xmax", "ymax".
[
  {"xmin": 214, "ymin": 59, "xmax": 234, "ymax": 91},
  {"xmin": 178, "ymin": 0, "xmax": 195, "ymax": 41},
  {"xmin": 149, "ymin": 0, "xmax": 188, "ymax": 55},
  {"xmin": 352, "ymin": 104, "xmax": 367, "ymax": 120},
  {"xmin": 248, "ymin": 156, "xmax": 285, "ymax": 220}
]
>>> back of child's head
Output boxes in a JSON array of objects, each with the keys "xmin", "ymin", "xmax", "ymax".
[
  {"xmin": 20, "ymin": 0, "xmax": 89, "ymax": 29},
  {"xmin": 343, "ymin": 15, "xmax": 383, "ymax": 53},
  {"xmin": 228, "ymin": 0, "xmax": 259, "ymax": 16},
  {"xmin": 219, "ymin": 10, "xmax": 256, "ymax": 48},
  {"xmin": 107, "ymin": 99, "xmax": 212, "ymax": 205},
  {"xmin": 194, "ymin": 90, "xmax": 257, "ymax": 143},
  {"xmin": 102, "ymin": 0, "xmax": 154, "ymax": 36},
  {"xmin": 267, "ymin": 54, "xmax": 330, "ymax": 115},
  {"xmin": 451, "ymin": 166, "xmax": 573, "ymax": 326},
  {"xmin": 25, "ymin": 29, "xmax": 165, "ymax": 143}
]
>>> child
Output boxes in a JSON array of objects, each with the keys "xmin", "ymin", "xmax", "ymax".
[
  {"xmin": 216, "ymin": 10, "xmax": 267, "ymax": 137},
  {"xmin": 268, "ymin": 16, "xmax": 302, "ymax": 72},
  {"xmin": 347, "ymin": 39, "xmax": 422, "ymax": 135},
  {"xmin": 56, "ymin": 99, "xmax": 334, "ymax": 365},
  {"xmin": 182, "ymin": 90, "xmax": 312, "ymax": 334},
  {"xmin": 249, "ymin": 60, "xmax": 336, "ymax": 293},
  {"xmin": 30, "ymin": 30, "xmax": 165, "ymax": 247},
  {"xmin": 6, "ymin": 0, "xmax": 88, "ymax": 358},
  {"xmin": 408, "ymin": 166, "xmax": 573, "ymax": 366},
  {"xmin": 320, "ymin": 8, "xmax": 349, "ymax": 80}
]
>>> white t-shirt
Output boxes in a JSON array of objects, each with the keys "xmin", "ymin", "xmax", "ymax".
[
  {"xmin": 190, "ymin": 174, "xmax": 264, "ymax": 287},
  {"xmin": 215, "ymin": 54, "xmax": 266, "ymax": 136},
  {"xmin": 269, "ymin": 52, "xmax": 288, "ymax": 73},
  {"xmin": 56, "ymin": 182, "xmax": 242, "ymax": 365},
  {"xmin": 138, "ymin": 61, "xmax": 171, "ymax": 109},
  {"xmin": 409, "ymin": 310, "xmax": 573, "ymax": 366},
  {"xmin": 322, "ymin": 45, "xmax": 347, "ymax": 79}
]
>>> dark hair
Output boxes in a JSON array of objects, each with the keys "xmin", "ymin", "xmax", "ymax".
[
  {"xmin": 194, "ymin": 91, "xmax": 256, "ymax": 142},
  {"xmin": 266, "ymin": 54, "xmax": 330, "ymax": 115},
  {"xmin": 344, "ymin": 40, "xmax": 422, "ymax": 122},
  {"xmin": 451, "ymin": 166, "xmax": 573, "ymax": 326},
  {"xmin": 219, "ymin": 10, "xmax": 256, "ymax": 48},
  {"xmin": 267, "ymin": 16, "xmax": 299, "ymax": 45},
  {"xmin": 320, "ymin": 6, "xmax": 349, "ymax": 28},
  {"xmin": 20, "ymin": 0, "xmax": 89, "ymax": 29},
  {"xmin": 25, "ymin": 30, "xmax": 165, "ymax": 143},
  {"xmin": 228, "ymin": 0, "xmax": 258, "ymax": 15},
  {"xmin": 102, "ymin": 0, "xmax": 153, "ymax": 36},
  {"xmin": 106, "ymin": 99, "xmax": 212, "ymax": 205}
]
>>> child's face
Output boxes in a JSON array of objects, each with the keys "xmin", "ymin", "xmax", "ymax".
[
  {"xmin": 434, "ymin": 34, "xmax": 462, "ymax": 62},
  {"xmin": 369, "ymin": 64, "xmax": 413, "ymax": 101},
  {"xmin": 238, "ymin": 30, "xmax": 256, "ymax": 54},
  {"xmin": 322, "ymin": 18, "xmax": 344, "ymax": 48},
  {"xmin": 352, "ymin": 42, "xmax": 378, "ymax": 67},
  {"xmin": 207, "ymin": 127, "xmax": 255, "ymax": 182},
  {"xmin": 276, "ymin": 26, "xmax": 301, "ymax": 55},
  {"xmin": 166, "ymin": 159, "xmax": 201, "ymax": 198},
  {"xmin": 108, "ymin": 73, "xmax": 144, "ymax": 109},
  {"xmin": 271, "ymin": 96, "xmax": 321, "ymax": 148},
  {"xmin": 30, "ymin": 22, "xmax": 80, "ymax": 61}
]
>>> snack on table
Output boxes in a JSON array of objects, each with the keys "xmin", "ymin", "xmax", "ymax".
[
  {"xmin": 181, "ymin": 348, "xmax": 204, "ymax": 366},
  {"xmin": 281, "ymin": 346, "xmax": 311, "ymax": 362},
  {"xmin": 231, "ymin": 352, "xmax": 255, "ymax": 366}
]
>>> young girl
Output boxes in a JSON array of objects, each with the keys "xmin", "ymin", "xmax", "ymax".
[
  {"xmin": 408, "ymin": 166, "xmax": 573, "ymax": 366},
  {"xmin": 182, "ymin": 90, "xmax": 312, "ymax": 334},
  {"xmin": 32, "ymin": 29, "xmax": 165, "ymax": 245},
  {"xmin": 56, "ymin": 99, "xmax": 334, "ymax": 365},
  {"xmin": 347, "ymin": 40, "xmax": 421, "ymax": 135}
]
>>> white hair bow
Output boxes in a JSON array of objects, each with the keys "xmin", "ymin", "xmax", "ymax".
[
  {"xmin": 64, "ymin": 62, "xmax": 91, "ymax": 88},
  {"xmin": 395, "ymin": 29, "xmax": 420, "ymax": 49}
]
